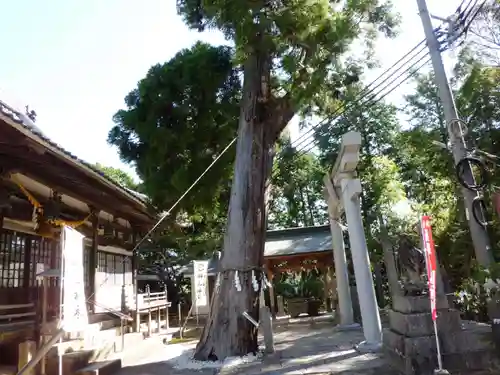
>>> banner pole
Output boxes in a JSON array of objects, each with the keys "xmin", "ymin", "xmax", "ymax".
[{"xmin": 420, "ymin": 216, "xmax": 449, "ymax": 374}]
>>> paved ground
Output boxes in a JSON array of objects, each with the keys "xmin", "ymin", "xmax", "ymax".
[{"xmin": 116, "ymin": 324, "xmax": 398, "ymax": 375}]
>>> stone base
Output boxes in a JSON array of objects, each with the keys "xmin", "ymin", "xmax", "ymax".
[
  {"xmin": 337, "ymin": 323, "xmax": 361, "ymax": 331},
  {"xmin": 355, "ymin": 340, "xmax": 382, "ymax": 353},
  {"xmin": 392, "ymin": 295, "xmax": 450, "ymax": 314},
  {"xmin": 383, "ymin": 322, "xmax": 497, "ymax": 375},
  {"xmin": 384, "ymin": 295, "xmax": 497, "ymax": 375},
  {"xmin": 387, "ymin": 308, "xmax": 461, "ymax": 338}
]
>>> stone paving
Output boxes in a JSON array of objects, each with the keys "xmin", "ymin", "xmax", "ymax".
[{"xmin": 116, "ymin": 324, "xmax": 399, "ymax": 375}]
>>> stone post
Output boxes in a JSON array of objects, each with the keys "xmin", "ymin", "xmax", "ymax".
[
  {"xmin": 329, "ymin": 216, "xmax": 354, "ymax": 326},
  {"xmin": 341, "ymin": 177, "xmax": 382, "ymax": 350},
  {"xmin": 276, "ymin": 296, "xmax": 285, "ymax": 317},
  {"xmin": 323, "ymin": 268, "xmax": 333, "ymax": 312},
  {"xmin": 266, "ymin": 268, "xmax": 276, "ymax": 318}
]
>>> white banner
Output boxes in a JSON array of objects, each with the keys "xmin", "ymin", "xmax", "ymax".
[
  {"xmin": 193, "ymin": 260, "xmax": 209, "ymax": 307},
  {"xmin": 62, "ymin": 226, "xmax": 88, "ymax": 332}
]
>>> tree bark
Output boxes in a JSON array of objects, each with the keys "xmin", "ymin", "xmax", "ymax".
[{"xmin": 193, "ymin": 49, "xmax": 292, "ymax": 361}]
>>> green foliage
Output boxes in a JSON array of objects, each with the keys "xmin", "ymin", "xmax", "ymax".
[
  {"xmin": 177, "ymin": 0, "xmax": 399, "ymax": 116},
  {"xmin": 269, "ymin": 133, "xmax": 327, "ymax": 229},
  {"xmin": 94, "ymin": 163, "xmax": 139, "ymax": 191},
  {"xmin": 274, "ymin": 271, "xmax": 323, "ymax": 299},
  {"xmin": 456, "ymin": 263, "xmax": 500, "ymax": 322},
  {"xmin": 108, "ymin": 42, "xmax": 240, "ymax": 286},
  {"xmin": 108, "ymin": 0, "xmax": 500, "ymax": 335},
  {"xmin": 109, "ymin": 42, "xmax": 240, "ymax": 219}
]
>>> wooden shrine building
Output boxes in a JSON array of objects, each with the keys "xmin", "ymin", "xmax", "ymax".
[
  {"xmin": 181, "ymin": 225, "xmax": 336, "ymax": 316},
  {"xmin": 0, "ymin": 101, "xmax": 156, "ymax": 345}
]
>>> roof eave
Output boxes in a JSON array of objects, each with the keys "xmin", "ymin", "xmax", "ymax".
[{"xmin": 0, "ymin": 112, "xmax": 151, "ymax": 215}]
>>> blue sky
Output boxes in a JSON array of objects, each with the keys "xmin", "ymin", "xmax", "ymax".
[{"xmin": 0, "ymin": 0, "xmax": 459, "ymax": 181}]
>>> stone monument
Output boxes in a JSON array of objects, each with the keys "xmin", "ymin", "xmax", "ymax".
[{"xmin": 383, "ymin": 234, "xmax": 497, "ymax": 374}]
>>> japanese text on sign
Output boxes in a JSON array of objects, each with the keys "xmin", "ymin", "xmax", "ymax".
[
  {"xmin": 62, "ymin": 226, "xmax": 88, "ymax": 332},
  {"xmin": 193, "ymin": 260, "xmax": 209, "ymax": 307}
]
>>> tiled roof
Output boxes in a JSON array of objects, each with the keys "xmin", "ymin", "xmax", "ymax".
[
  {"xmin": 265, "ymin": 224, "xmax": 332, "ymax": 258},
  {"xmin": 180, "ymin": 225, "xmax": 332, "ymax": 276},
  {"xmin": 0, "ymin": 99, "xmax": 148, "ymax": 206}
]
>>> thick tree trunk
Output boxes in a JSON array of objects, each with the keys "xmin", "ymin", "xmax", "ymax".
[{"xmin": 193, "ymin": 50, "xmax": 289, "ymax": 361}]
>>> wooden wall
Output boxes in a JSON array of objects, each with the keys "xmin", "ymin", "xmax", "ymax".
[{"xmin": 0, "ymin": 228, "xmax": 134, "ymax": 318}]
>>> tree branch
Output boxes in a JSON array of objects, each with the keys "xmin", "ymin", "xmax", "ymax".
[
  {"xmin": 267, "ymin": 94, "xmax": 295, "ymax": 142},
  {"xmin": 267, "ymin": 45, "xmax": 316, "ymax": 141}
]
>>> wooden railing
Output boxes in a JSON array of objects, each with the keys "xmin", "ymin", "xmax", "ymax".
[
  {"xmin": 0, "ymin": 303, "xmax": 36, "ymax": 330},
  {"xmin": 137, "ymin": 291, "xmax": 170, "ymax": 310},
  {"xmin": 91, "ymin": 300, "xmax": 133, "ymax": 321}
]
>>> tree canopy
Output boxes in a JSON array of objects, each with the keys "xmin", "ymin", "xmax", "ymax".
[
  {"xmin": 94, "ymin": 163, "xmax": 139, "ymax": 191},
  {"xmin": 109, "ymin": 42, "xmax": 240, "ymax": 221},
  {"xmin": 107, "ymin": 0, "xmax": 500, "ymax": 361}
]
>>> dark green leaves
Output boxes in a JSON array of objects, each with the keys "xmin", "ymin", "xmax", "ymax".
[{"xmin": 108, "ymin": 42, "xmax": 240, "ymax": 218}]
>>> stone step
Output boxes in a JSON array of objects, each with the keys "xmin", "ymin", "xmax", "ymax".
[
  {"xmin": 47, "ymin": 330, "xmax": 144, "ymax": 360},
  {"xmin": 392, "ymin": 295, "xmax": 450, "ymax": 314},
  {"xmin": 107, "ymin": 332, "xmax": 144, "ymax": 355},
  {"xmin": 45, "ymin": 349, "xmax": 95, "ymax": 375},
  {"xmin": 46, "ymin": 340, "xmax": 87, "ymax": 357},
  {"xmin": 76, "ymin": 359, "xmax": 122, "ymax": 375},
  {"xmin": 384, "ymin": 329, "xmax": 498, "ymax": 374}
]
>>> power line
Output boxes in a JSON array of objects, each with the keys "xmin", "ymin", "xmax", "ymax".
[
  {"xmin": 85, "ymin": 137, "xmax": 237, "ymax": 304},
  {"xmin": 289, "ymin": 40, "xmax": 430, "ymax": 153},
  {"xmin": 281, "ymin": 0, "xmax": 478, "ymax": 165},
  {"xmin": 85, "ymin": 0, "xmax": 475, "ymax": 301},
  {"xmin": 297, "ymin": 56, "xmax": 433, "ymax": 157},
  {"xmin": 271, "ymin": 48, "xmax": 434, "ymax": 176}
]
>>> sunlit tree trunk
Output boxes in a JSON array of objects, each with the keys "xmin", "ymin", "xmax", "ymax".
[{"xmin": 194, "ymin": 48, "xmax": 293, "ymax": 360}]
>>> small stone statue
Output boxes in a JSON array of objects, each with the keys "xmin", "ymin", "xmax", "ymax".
[{"xmin": 396, "ymin": 235, "xmax": 427, "ymax": 296}]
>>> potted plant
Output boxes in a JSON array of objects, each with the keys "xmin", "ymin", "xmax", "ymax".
[{"xmin": 275, "ymin": 273, "xmax": 323, "ymax": 318}]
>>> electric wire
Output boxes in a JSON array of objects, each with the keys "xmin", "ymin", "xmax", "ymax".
[
  {"xmin": 83, "ymin": 0, "xmax": 483, "ymax": 305},
  {"xmin": 274, "ymin": 47, "xmax": 433, "ymax": 173},
  {"xmin": 296, "ymin": 54, "xmax": 432, "ymax": 158},
  {"xmin": 85, "ymin": 137, "xmax": 238, "ymax": 304},
  {"xmin": 289, "ymin": 40, "xmax": 429, "ymax": 153},
  {"xmin": 450, "ymin": 0, "xmax": 494, "ymax": 227},
  {"xmin": 84, "ymin": 41, "xmax": 435, "ymax": 308},
  {"xmin": 462, "ymin": 0, "xmax": 487, "ymax": 36},
  {"xmin": 288, "ymin": 0, "xmax": 475, "ymax": 155}
]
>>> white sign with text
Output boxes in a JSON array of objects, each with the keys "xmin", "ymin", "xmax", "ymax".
[
  {"xmin": 62, "ymin": 226, "xmax": 88, "ymax": 332},
  {"xmin": 193, "ymin": 260, "xmax": 209, "ymax": 307}
]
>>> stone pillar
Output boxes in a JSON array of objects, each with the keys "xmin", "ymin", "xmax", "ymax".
[
  {"xmin": 322, "ymin": 270, "xmax": 331, "ymax": 312},
  {"xmin": 276, "ymin": 295, "xmax": 285, "ymax": 317},
  {"xmin": 259, "ymin": 286, "xmax": 265, "ymax": 307},
  {"xmin": 331, "ymin": 274, "xmax": 338, "ymax": 310},
  {"xmin": 341, "ymin": 178, "xmax": 382, "ymax": 351},
  {"xmin": 329, "ymin": 217, "xmax": 354, "ymax": 326},
  {"xmin": 266, "ymin": 269, "xmax": 276, "ymax": 318}
]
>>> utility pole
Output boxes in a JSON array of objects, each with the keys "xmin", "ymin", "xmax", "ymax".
[{"xmin": 416, "ymin": 0, "xmax": 493, "ymax": 267}]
